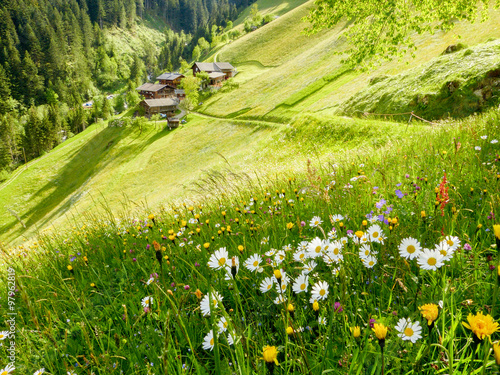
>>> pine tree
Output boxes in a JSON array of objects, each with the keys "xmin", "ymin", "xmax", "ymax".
[{"xmin": 0, "ymin": 64, "xmax": 12, "ymax": 115}]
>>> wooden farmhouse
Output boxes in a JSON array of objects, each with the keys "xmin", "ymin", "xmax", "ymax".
[
  {"xmin": 156, "ymin": 72, "xmax": 185, "ymax": 88},
  {"xmin": 191, "ymin": 62, "xmax": 236, "ymax": 85},
  {"xmin": 140, "ymin": 98, "xmax": 179, "ymax": 117},
  {"xmin": 136, "ymin": 83, "xmax": 175, "ymax": 99},
  {"xmin": 174, "ymin": 89, "xmax": 186, "ymax": 100}
]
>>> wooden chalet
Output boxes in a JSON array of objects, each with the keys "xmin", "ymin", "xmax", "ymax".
[
  {"xmin": 167, "ymin": 116, "xmax": 180, "ymax": 129},
  {"xmin": 174, "ymin": 89, "xmax": 186, "ymax": 100},
  {"xmin": 140, "ymin": 98, "xmax": 179, "ymax": 117},
  {"xmin": 191, "ymin": 62, "xmax": 236, "ymax": 81},
  {"xmin": 156, "ymin": 72, "xmax": 184, "ymax": 88},
  {"xmin": 136, "ymin": 83, "xmax": 175, "ymax": 99}
]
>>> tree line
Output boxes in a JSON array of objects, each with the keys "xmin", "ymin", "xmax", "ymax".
[{"xmin": 0, "ymin": 0, "xmax": 255, "ymax": 179}]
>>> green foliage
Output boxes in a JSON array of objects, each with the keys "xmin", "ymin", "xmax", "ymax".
[
  {"xmin": 305, "ymin": 0, "xmax": 499, "ymax": 69},
  {"xmin": 341, "ymin": 39, "xmax": 500, "ymax": 119},
  {"xmin": 2, "ymin": 107, "xmax": 500, "ymax": 374}
]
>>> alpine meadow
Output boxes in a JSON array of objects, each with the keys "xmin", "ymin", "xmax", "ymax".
[{"xmin": 1, "ymin": 0, "xmax": 500, "ymax": 374}]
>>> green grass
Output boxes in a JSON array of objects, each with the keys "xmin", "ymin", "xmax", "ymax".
[
  {"xmin": 200, "ymin": 0, "xmax": 500, "ymax": 121},
  {"xmin": 0, "ymin": 113, "xmax": 424, "ymax": 246},
  {"xmin": 232, "ymin": 0, "xmax": 308, "ymax": 29},
  {"xmin": 2, "ymin": 107, "xmax": 499, "ymax": 374},
  {"xmin": 340, "ymin": 39, "xmax": 500, "ymax": 119}
]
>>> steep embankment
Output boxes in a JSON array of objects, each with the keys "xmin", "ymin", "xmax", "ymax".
[{"xmin": 200, "ymin": 0, "xmax": 500, "ymax": 121}]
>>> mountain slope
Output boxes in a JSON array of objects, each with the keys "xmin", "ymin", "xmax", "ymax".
[{"xmin": 200, "ymin": 0, "xmax": 500, "ymax": 120}]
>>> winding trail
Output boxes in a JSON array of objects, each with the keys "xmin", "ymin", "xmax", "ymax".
[{"xmin": 191, "ymin": 111, "xmax": 285, "ymax": 127}]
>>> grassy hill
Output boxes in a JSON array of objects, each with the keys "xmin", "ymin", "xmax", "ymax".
[
  {"xmin": 201, "ymin": 0, "xmax": 500, "ymax": 121},
  {"xmin": 0, "ymin": 114, "xmax": 424, "ymax": 246},
  {"xmin": 2, "ymin": 0, "xmax": 500, "ymax": 248}
]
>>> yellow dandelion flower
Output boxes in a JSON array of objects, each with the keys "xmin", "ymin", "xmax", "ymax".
[
  {"xmin": 262, "ymin": 346, "xmax": 279, "ymax": 365},
  {"xmin": 372, "ymin": 323, "xmax": 388, "ymax": 340},
  {"xmin": 419, "ymin": 304, "xmax": 439, "ymax": 326},
  {"xmin": 462, "ymin": 312, "xmax": 499, "ymax": 340}
]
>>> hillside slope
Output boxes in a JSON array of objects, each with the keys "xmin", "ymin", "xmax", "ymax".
[
  {"xmin": 0, "ymin": 114, "xmax": 425, "ymax": 245},
  {"xmin": 200, "ymin": 0, "xmax": 500, "ymax": 121}
]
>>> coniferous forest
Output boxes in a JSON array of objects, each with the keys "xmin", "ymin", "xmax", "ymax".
[{"xmin": 0, "ymin": 0, "xmax": 253, "ymax": 177}]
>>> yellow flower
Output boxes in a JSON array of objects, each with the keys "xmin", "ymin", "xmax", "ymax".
[
  {"xmin": 262, "ymin": 345, "xmax": 279, "ymax": 365},
  {"xmin": 493, "ymin": 341, "xmax": 500, "ymax": 365},
  {"xmin": 238, "ymin": 245, "xmax": 244, "ymax": 252},
  {"xmin": 462, "ymin": 312, "xmax": 500, "ymax": 340},
  {"xmin": 350, "ymin": 326, "xmax": 361, "ymax": 338},
  {"xmin": 312, "ymin": 301, "xmax": 319, "ymax": 312},
  {"xmin": 153, "ymin": 241, "xmax": 161, "ymax": 251},
  {"xmin": 148, "ymin": 214, "xmax": 154, "ymax": 220},
  {"xmin": 419, "ymin": 303, "xmax": 439, "ymax": 326},
  {"xmin": 287, "ymin": 303, "xmax": 294, "ymax": 312},
  {"xmin": 420, "ymin": 211, "xmax": 426, "ymax": 218},
  {"xmin": 391, "ymin": 218, "xmax": 398, "ymax": 225},
  {"xmin": 355, "ymin": 231, "xmax": 364, "ymax": 239},
  {"xmin": 203, "ymin": 243, "xmax": 210, "ymax": 249},
  {"xmin": 67, "ymin": 265, "xmax": 73, "ymax": 271},
  {"xmin": 286, "ymin": 327, "xmax": 294, "ymax": 335},
  {"xmin": 273, "ymin": 269, "xmax": 282, "ymax": 280},
  {"xmin": 90, "ymin": 283, "xmax": 96, "ymax": 288},
  {"xmin": 194, "ymin": 289, "xmax": 203, "ymax": 299},
  {"xmin": 372, "ymin": 323, "xmax": 388, "ymax": 340},
  {"xmin": 494, "ymin": 224, "xmax": 500, "ymax": 245},
  {"xmin": 362, "ymin": 220, "xmax": 368, "ymax": 226},
  {"xmin": 286, "ymin": 222, "xmax": 294, "ymax": 230}
]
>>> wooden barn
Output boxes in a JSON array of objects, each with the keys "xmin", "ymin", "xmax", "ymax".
[
  {"xmin": 156, "ymin": 72, "xmax": 184, "ymax": 88},
  {"xmin": 140, "ymin": 98, "xmax": 179, "ymax": 117},
  {"xmin": 136, "ymin": 83, "xmax": 175, "ymax": 99},
  {"xmin": 191, "ymin": 62, "xmax": 236, "ymax": 81}
]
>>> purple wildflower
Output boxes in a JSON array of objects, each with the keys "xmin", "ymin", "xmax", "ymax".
[{"xmin": 395, "ymin": 190, "xmax": 404, "ymax": 198}]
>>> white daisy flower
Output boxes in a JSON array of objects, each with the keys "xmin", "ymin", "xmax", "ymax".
[
  {"xmin": 261, "ymin": 236, "xmax": 269, "ymax": 245},
  {"xmin": 200, "ymin": 291, "xmax": 223, "ymax": 316},
  {"xmin": 327, "ymin": 228, "xmax": 337, "ymax": 239},
  {"xmin": 302, "ymin": 260, "xmax": 317, "ymax": 275},
  {"xmin": 435, "ymin": 241, "xmax": 455, "ymax": 262},
  {"xmin": 318, "ymin": 316, "xmax": 327, "ymax": 325},
  {"xmin": 443, "ymin": 235, "xmax": 460, "ymax": 251},
  {"xmin": 283, "ymin": 244, "xmax": 292, "ymax": 251},
  {"xmin": 417, "ymin": 248, "xmax": 445, "ymax": 271},
  {"xmin": 398, "ymin": 237, "xmax": 421, "ymax": 260},
  {"xmin": 34, "ymin": 369, "xmax": 45, "ymax": 375},
  {"xmin": 141, "ymin": 296, "xmax": 153, "ymax": 308},
  {"xmin": 395, "ymin": 318, "xmax": 422, "ymax": 343},
  {"xmin": 0, "ymin": 331, "xmax": 9, "ymax": 340},
  {"xmin": 202, "ymin": 330, "xmax": 215, "ymax": 351},
  {"xmin": 292, "ymin": 274, "xmax": 309, "ymax": 294},
  {"xmin": 274, "ymin": 271, "xmax": 289, "ymax": 293},
  {"xmin": 244, "ymin": 254, "xmax": 262, "ymax": 272},
  {"xmin": 330, "ymin": 240, "xmax": 343, "ymax": 261},
  {"xmin": 308, "ymin": 237, "xmax": 324, "ymax": 258},
  {"xmin": 297, "ymin": 241, "xmax": 309, "ymax": 251},
  {"xmin": 339, "ymin": 236, "xmax": 349, "ymax": 246},
  {"xmin": 481, "ymin": 135, "xmax": 488, "ymax": 140},
  {"xmin": 218, "ymin": 317, "xmax": 229, "ymax": 333},
  {"xmin": 293, "ymin": 248, "xmax": 308, "ymax": 263},
  {"xmin": 207, "ymin": 247, "xmax": 229, "ymax": 270},
  {"xmin": 310, "ymin": 216, "xmax": 323, "ymax": 227},
  {"xmin": 491, "ymin": 139, "xmax": 498, "ymax": 144},
  {"xmin": 227, "ymin": 332, "xmax": 235, "ymax": 346},
  {"xmin": 0, "ymin": 364, "xmax": 15, "ymax": 374},
  {"xmin": 265, "ymin": 248, "xmax": 277, "ymax": 257},
  {"xmin": 259, "ymin": 277, "xmax": 274, "ymax": 293},
  {"xmin": 358, "ymin": 244, "xmax": 373, "ymax": 260},
  {"xmin": 475, "ymin": 146, "xmax": 481, "ymax": 151},
  {"xmin": 331, "ymin": 214, "xmax": 344, "ymax": 223},
  {"xmin": 367, "ymin": 224, "xmax": 384, "ymax": 243},
  {"xmin": 274, "ymin": 250, "xmax": 286, "ymax": 264},
  {"xmin": 274, "ymin": 294, "xmax": 286, "ymax": 305},
  {"xmin": 146, "ymin": 277, "xmax": 154, "ymax": 285},
  {"xmin": 311, "ymin": 280, "xmax": 329, "ymax": 301},
  {"xmin": 363, "ymin": 255, "xmax": 377, "ymax": 268}
]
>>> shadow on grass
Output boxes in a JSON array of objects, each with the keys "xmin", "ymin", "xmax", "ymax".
[{"xmin": 1, "ymin": 125, "xmax": 144, "ymax": 240}]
